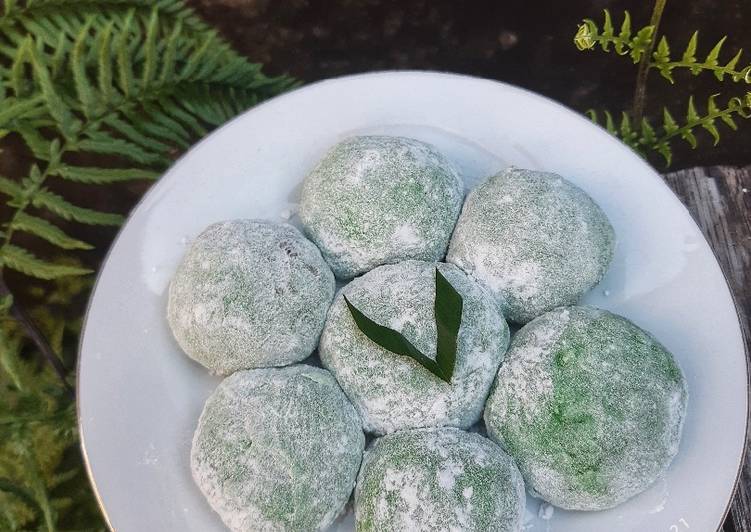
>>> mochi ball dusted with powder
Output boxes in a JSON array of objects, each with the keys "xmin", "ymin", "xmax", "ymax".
[
  {"xmin": 447, "ymin": 167, "xmax": 615, "ymax": 324},
  {"xmin": 355, "ymin": 428, "xmax": 525, "ymax": 532},
  {"xmin": 167, "ymin": 220, "xmax": 335, "ymax": 374},
  {"xmin": 484, "ymin": 306, "xmax": 688, "ymax": 511},
  {"xmin": 191, "ymin": 365, "xmax": 365, "ymax": 531},
  {"xmin": 299, "ymin": 136, "xmax": 464, "ymax": 279},
  {"xmin": 319, "ymin": 260, "xmax": 509, "ymax": 435}
]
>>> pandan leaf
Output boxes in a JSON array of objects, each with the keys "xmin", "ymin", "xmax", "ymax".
[
  {"xmin": 344, "ymin": 267, "xmax": 463, "ymax": 383},
  {"xmin": 433, "ymin": 268, "xmax": 462, "ymax": 383}
]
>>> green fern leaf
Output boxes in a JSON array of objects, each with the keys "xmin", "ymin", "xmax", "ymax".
[
  {"xmin": 600, "ymin": 9, "xmax": 614, "ymax": 52},
  {"xmin": 54, "ymin": 164, "xmax": 159, "ymax": 184},
  {"xmin": 702, "ymin": 121, "xmax": 721, "ymax": 145},
  {"xmin": 0, "ymin": 245, "xmax": 91, "ymax": 279},
  {"xmin": 618, "ymin": 112, "xmax": 640, "ymax": 149},
  {"xmin": 708, "ymin": 94, "xmax": 740, "ymax": 131},
  {"xmin": 682, "ymin": 31, "xmax": 699, "ymax": 71},
  {"xmin": 653, "ymin": 36, "xmax": 674, "ymax": 83},
  {"xmin": 681, "ymin": 128, "xmax": 698, "ymax": 149},
  {"xmin": 640, "ymin": 118, "xmax": 657, "ymax": 144},
  {"xmin": 115, "ymin": 9, "xmax": 136, "ymax": 97},
  {"xmin": 10, "ymin": 212, "xmax": 93, "ymax": 250},
  {"xmin": 158, "ymin": 18, "xmax": 182, "ymax": 84},
  {"xmin": 686, "ymin": 96, "xmax": 701, "ymax": 123},
  {"xmin": 630, "ymin": 26, "xmax": 655, "ymax": 63},
  {"xmin": 28, "ymin": 40, "xmax": 78, "ymax": 139},
  {"xmin": 96, "ymin": 22, "xmax": 116, "ymax": 103},
  {"xmin": 603, "ymin": 110, "xmax": 616, "ymax": 134},
  {"xmin": 734, "ymin": 65, "xmax": 751, "ymax": 83},
  {"xmin": 616, "ymin": 11, "xmax": 632, "ymax": 55},
  {"xmin": 71, "ymin": 19, "xmax": 99, "ymax": 119},
  {"xmin": 141, "ymin": 8, "xmax": 158, "ymax": 89},
  {"xmin": 76, "ymin": 130, "xmax": 166, "ymax": 165},
  {"xmin": 142, "ymin": 103, "xmax": 192, "ymax": 142},
  {"xmin": 662, "ymin": 108, "xmax": 679, "ymax": 135},
  {"xmin": 705, "ymin": 36, "xmax": 727, "ymax": 68},
  {"xmin": 3, "ymin": 0, "xmax": 17, "ymax": 16},
  {"xmin": 707, "ymin": 93, "xmax": 721, "ymax": 115},
  {"xmin": 0, "ymin": 95, "xmax": 46, "ymax": 126},
  {"xmin": 14, "ymin": 124, "xmax": 52, "ymax": 160},
  {"xmin": 49, "ymin": 33, "xmax": 67, "ymax": 79},
  {"xmin": 180, "ymin": 31, "xmax": 217, "ymax": 79},
  {"xmin": 121, "ymin": 107, "xmax": 189, "ymax": 147},
  {"xmin": 9, "ymin": 36, "xmax": 32, "ymax": 98},
  {"xmin": 0, "ymin": 176, "xmax": 23, "ymax": 199},
  {"xmin": 102, "ymin": 114, "xmax": 171, "ymax": 153},
  {"xmin": 721, "ymin": 49, "xmax": 743, "ymax": 81},
  {"xmin": 655, "ymin": 141, "xmax": 673, "ymax": 165},
  {"xmin": 156, "ymin": 97, "xmax": 207, "ymax": 137},
  {"xmin": 32, "ymin": 189, "xmax": 123, "ymax": 226}
]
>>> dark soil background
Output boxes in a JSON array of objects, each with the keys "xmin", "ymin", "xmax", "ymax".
[{"xmin": 188, "ymin": 0, "xmax": 750, "ymax": 170}]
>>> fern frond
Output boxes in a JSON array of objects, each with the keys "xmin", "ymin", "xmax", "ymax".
[
  {"xmin": 652, "ymin": 32, "xmax": 750, "ymax": 83},
  {"xmin": 587, "ymin": 93, "xmax": 751, "ymax": 165},
  {"xmin": 9, "ymin": 212, "xmax": 92, "ymax": 250},
  {"xmin": 576, "ymin": 11, "xmax": 751, "ymax": 84},
  {"xmin": 0, "ymin": 244, "xmax": 91, "ymax": 279}
]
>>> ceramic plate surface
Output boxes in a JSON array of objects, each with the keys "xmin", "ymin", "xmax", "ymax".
[{"xmin": 78, "ymin": 72, "xmax": 747, "ymax": 532}]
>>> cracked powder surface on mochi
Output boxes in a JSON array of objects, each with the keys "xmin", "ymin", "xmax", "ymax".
[
  {"xmin": 167, "ymin": 220, "xmax": 335, "ymax": 375},
  {"xmin": 299, "ymin": 135, "xmax": 464, "ymax": 279},
  {"xmin": 355, "ymin": 427, "xmax": 525, "ymax": 532},
  {"xmin": 191, "ymin": 365, "xmax": 365, "ymax": 531},
  {"xmin": 484, "ymin": 306, "xmax": 688, "ymax": 511},
  {"xmin": 319, "ymin": 260, "xmax": 509, "ymax": 435},
  {"xmin": 446, "ymin": 167, "xmax": 615, "ymax": 324}
]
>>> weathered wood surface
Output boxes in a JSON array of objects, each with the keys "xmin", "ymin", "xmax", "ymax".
[{"xmin": 662, "ymin": 166, "xmax": 750, "ymax": 532}]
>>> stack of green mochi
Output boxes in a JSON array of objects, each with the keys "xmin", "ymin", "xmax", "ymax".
[{"xmin": 168, "ymin": 135, "xmax": 688, "ymax": 532}]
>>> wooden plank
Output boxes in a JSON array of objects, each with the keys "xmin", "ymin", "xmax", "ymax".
[{"xmin": 662, "ymin": 166, "xmax": 751, "ymax": 532}]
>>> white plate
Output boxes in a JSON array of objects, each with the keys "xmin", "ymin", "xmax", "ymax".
[{"xmin": 78, "ymin": 72, "xmax": 748, "ymax": 532}]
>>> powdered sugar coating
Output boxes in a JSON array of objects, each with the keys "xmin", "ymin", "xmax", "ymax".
[
  {"xmin": 484, "ymin": 306, "xmax": 688, "ymax": 511},
  {"xmin": 446, "ymin": 167, "xmax": 615, "ymax": 323},
  {"xmin": 191, "ymin": 365, "xmax": 365, "ymax": 531},
  {"xmin": 319, "ymin": 260, "xmax": 509, "ymax": 435},
  {"xmin": 167, "ymin": 220, "xmax": 335, "ymax": 374},
  {"xmin": 299, "ymin": 136, "xmax": 464, "ymax": 279},
  {"xmin": 355, "ymin": 428, "xmax": 525, "ymax": 531}
]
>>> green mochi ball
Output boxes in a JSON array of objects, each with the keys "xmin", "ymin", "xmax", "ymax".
[
  {"xmin": 191, "ymin": 365, "xmax": 365, "ymax": 531},
  {"xmin": 484, "ymin": 306, "xmax": 688, "ymax": 511},
  {"xmin": 447, "ymin": 167, "xmax": 615, "ymax": 324},
  {"xmin": 299, "ymin": 136, "xmax": 464, "ymax": 279},
  {"xmin": 320, "ymin": 260, "xmax": 509, "ymax": 435},
  {"xmin": 167, "ymin": 220, "xmax": 335, "ymax": 374},
  {"xmin": 355, "ymin": 427, "xmax": 525, "ymax": 531}
]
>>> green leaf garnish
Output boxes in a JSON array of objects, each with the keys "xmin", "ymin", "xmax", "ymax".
[{"xmin": 343, "ymin": 267, "xmax": 463, "ymax": 383}]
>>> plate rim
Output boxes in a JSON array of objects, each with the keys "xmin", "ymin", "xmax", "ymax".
[{"xmin": 75, "ymin": 70, "xmax": 750, "ymax": 532}]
